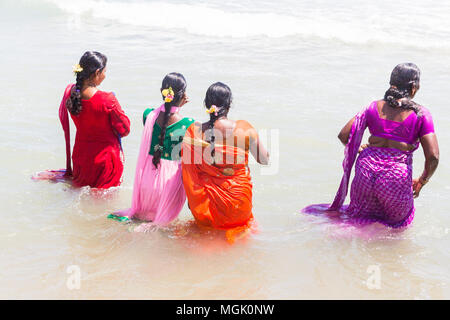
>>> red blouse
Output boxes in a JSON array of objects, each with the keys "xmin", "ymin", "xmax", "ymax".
[{"xmin": 69, "ymin": 90, "xmax": 130, "ymax": 188}]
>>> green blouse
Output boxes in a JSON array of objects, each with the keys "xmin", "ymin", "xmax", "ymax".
[{"xmin": 143, "ymin": 108, "xmax": 195, "ymax": 161}]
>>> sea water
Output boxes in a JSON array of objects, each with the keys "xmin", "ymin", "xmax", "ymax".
[{"xmin": 0, "ymin": 0, "xmax": 449, "ymax": 299}]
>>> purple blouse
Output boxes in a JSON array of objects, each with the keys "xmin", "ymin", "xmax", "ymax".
[{"xmin": 366, "ymin": 100, "xmax": 435, "ymax": 145}]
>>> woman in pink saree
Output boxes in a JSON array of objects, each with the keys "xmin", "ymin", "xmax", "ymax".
[
  {"xmin": 110, "ymin": 73, "xmax": 193, "ymax": 227},
  {"xmin": 302, "ymin": 63, "xmax": 439, "ymax": 228}
]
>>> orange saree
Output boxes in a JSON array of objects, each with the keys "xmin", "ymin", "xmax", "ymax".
[{"xmin": 181, "ymin": 123, "xmax": 254, "ymax": 242}]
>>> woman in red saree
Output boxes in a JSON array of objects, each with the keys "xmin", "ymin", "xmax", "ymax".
[
  {"xmin": 181, "ymin": 82, "xmax": 269, "ymax": 242},
  {"xmin": 35, "ymin": 51, "xmax": 130, "ymax": 189}
]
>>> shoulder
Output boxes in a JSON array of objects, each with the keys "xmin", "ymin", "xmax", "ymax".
[
  {"xmin": 143, "ymin": 108, "xmax": 155, "ymax": 125},
  {"xmin": 181, "ymin": 116, "xmax": 196, "ymax": 126},
  {"xmin": 185, "ymin": 121, "xmax": 202, "ymax": 137},
  {"xmin": 418, "ymin": 105, "xmax": 432, "ymax": 117},
  {"xmin": 62, "ymin": 84, "xmax": 76, "ymax": 101},
  {"xmin": 143, "ymin": 107, "xmax": 155, "ymax": 117},
  {"xmin": 417, "ymin": 105, "xmax": 434, "ymax": 126},
  {"xmin": 235, "ymin": 120, "xmax": 255, "ymax": 131},
  {"xmin": 96, "ymin": 91, "xmax": 120, "ymax": 110},
  {"xmin": 65, "ymin": 83, "xmax": 75, "ymax": 94},
  {"xmin": 363, "ymin": 100, "xmax": 379, "ymax": 120},
  {"xmin": 415, "ymin": 105, "xmax": 435, "ymax": 136},
  {"xmin": 170, "ymin": 116, "xmax": 195, "ymax": 132},
  {"xmin": 95, "ymin": 90, "xmax": 113, "ymax": 99},
  {"xmin": 190, "ymin": 120, "xmax": 202, "ymax": 131},
  {"xmin": 234, "ymin": 120, "xmax": 258, "ymax": 139},
  {"xmin": 368, "ymin": 100, "xmax": 380, "ymax": 112}
]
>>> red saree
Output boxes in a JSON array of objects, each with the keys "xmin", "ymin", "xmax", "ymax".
[
  {"xmin": 33, "ymin": 85, "xmax": 130, "ymax": 189},
  {"xmin": 69, "ymin": 88, "xmax": 130, "ymax": 188}
]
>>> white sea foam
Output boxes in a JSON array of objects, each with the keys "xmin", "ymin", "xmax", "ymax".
[{"xmin": 40, "ymin": 0, "xmax": 450, "ymax": 49}]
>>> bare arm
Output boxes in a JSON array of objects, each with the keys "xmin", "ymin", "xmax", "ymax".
[
  {"xmin": 338, "ymin": 116, "xmax": 355, "ymax": 145},
  {"xmin": 236, "ymin": 120, "xmax": 269, "ymax": 165},
  {"xmin": 249, "ymin": 130, "xmax": 269, "ymax": 165},
  {"xmin": 413, "ymin": 133, "xmax": 439, "ymax": 198}
]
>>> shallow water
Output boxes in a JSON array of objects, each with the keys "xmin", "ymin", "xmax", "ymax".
[{"xmin": 0, "ymin": 0, "xmax": 449, "ymax": 299}]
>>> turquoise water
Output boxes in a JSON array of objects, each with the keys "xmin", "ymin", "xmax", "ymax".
[{"xmin": 0, "ymin": 0, "xmax": 449, "ymax": 299}]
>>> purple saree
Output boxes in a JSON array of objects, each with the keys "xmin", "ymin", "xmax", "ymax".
[{"xmin": 301, "ymin": 101, "xmax": 432, "ymax": 228}]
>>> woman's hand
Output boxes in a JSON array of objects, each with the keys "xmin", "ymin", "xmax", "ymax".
[
  {"xmin": 412, "ymin": 178, "xmax": 425, "ymax": 198},
  {"xmin": 358, "ymin": 143, "xmax": 369, "ymax": 153}
]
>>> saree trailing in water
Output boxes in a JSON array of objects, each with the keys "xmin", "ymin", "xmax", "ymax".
[
  {"xmin": 112, "ymin": 105, "xmax": 188, "ymax": 225},
  {"xmin": 32, "ymin": 84, "xmax": 74, "ymax": 182},
  {"xmin": 181, "ymin": 123, "xmax": 254, "ymax": 242},
  {"xmin": 302, "ymin": 104, "xmax": 417, "ymax": 228}
]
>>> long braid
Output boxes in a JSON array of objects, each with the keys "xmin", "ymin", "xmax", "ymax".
[
  {"xmin": 152, "ymin": 73, "xmax": 187, "ymax": 168},
  {"xmin": 67, "ymin": 74, "xmax": 83, "ymax": 115},
  {"xmin": 152, "ymin": 101, "xmax": 172, "ymax": 168},
  {"xmin": 204, "ymin": 82, "xmax": 233, "ymax": 163},
  {"xmin": 207, "ymin": 107, "xmax": 229, "ymax": 161},
  {"xmin": 66, "ymin": 51, "xmax": 107, "ymax": 116}
]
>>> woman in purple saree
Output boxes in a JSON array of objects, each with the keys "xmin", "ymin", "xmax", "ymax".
[{"xmin": 302, "ymin": 63, "xmax": 439, "ymax": 228}]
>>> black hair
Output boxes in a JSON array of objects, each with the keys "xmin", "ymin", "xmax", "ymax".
[
  {"xmin": 66, "ymin": 51, "xmax": 107, "ymax": 115},
  {"xmin": 383, "ymin": 63, "xmax": 422, "ymax": 115},
  {"xmin": 204, "ymin": 82, "xmax": 233, "ymax": 161},
  {"xmin": 152, "ymin": 72, "xmax": 187, "ymax": 168}
]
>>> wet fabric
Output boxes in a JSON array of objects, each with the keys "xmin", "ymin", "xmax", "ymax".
[
  {"xmin": 69, "ymin": 89, "xmax": 130, "ymax": 188},
  {"xmin": 366, "ymin": 100, "xmax": 434, "ymax": 145},
  {"xmin": 181, "ymin": 123, "xmax": 254, "ymax": 239},
  {"xmin": 33, "ymin": 84, "xmax": 130, "ymax": 189},
  {"xmin": 345, "ymin": 147, "xmax": 415, "ymax": 228},
  {"xmin": 112, "ymin": 105, "xmax": 188, "ymax": 225},
  {"xmin": 143, "ymin": 107, "xmax": 194, "ymax": 160},
  {"xmin": 302, "ymin": 101, "xmax": 434, "ymax": 228},
  {"xmin": 32, "ymin": 84, "xmax": 74, "ymax": 182}
]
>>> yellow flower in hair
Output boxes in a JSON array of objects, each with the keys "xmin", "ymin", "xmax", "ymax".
[
  {"xmin": 72, "ymin": 64, "xmax": 83, "ymax": 75},
  {"xmin": 162, "ymin": 87, "xmax": 175, "ymax": 103},
  {"xmin": 206, "ymin": 105, "xmax": 216, "ymax": 114}
]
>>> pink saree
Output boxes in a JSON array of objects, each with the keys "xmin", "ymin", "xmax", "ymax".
[
  {"xmin": 302, "ymin": 104, "xmax": 416, "ymax": 228},
  {"xmin": 112, "ymin": 104, "xmax": 186, "ymax": 225}
]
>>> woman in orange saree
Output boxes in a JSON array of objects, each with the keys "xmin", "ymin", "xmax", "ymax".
[{"xmin": 181, "ymin": 82, "xmax": 269, "ymax": 243}]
